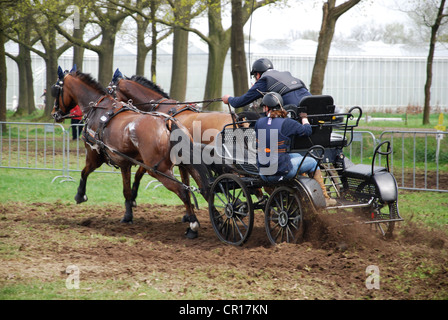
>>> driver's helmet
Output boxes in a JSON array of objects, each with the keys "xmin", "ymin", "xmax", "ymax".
[
  {"xmin": 250, "ymin": 58, "xmax": 273, "ymax": 76},
  {"xmin": 262, "ymin": 92, "xmax": 283, "ymax": 110}
]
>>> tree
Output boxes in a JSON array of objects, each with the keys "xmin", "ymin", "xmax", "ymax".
[
  {"xmin": 0, "ymin": 0, "xmax": 16, "ymax": 127},
  {"xmin": 230, "ymin": 0, "xmax": 249, "ymax": 111},
  {"xmin": 126, "ymin": 0, "xmax": 171, "ymax": 78},
  {"xmin": 310, "ymin": 0, "xmax": 361, "ymax": 95},
  {"xmin": 114, "ymin": 0, "xmax": 202, "ymax": 101},
  {"xmin": 56, "ymin": 0, "xmax": 131, "ymax": 86},
  {"xmin": 420, "ymin": 0, "xmax": 447, "ymax": 124},
  {"xmin": 5, "ymin": 0, "xmax": 73, "ymax": 117},
  {"xmin": 166, "ymin": 0, "xmax": 202, "ymax": 101},
  {"xmin": 182, "ymin": 0, "xmax": 278, "ymax": 110},
  {"xmin": 5, "ymin": 6, "xmax": 39, "ymax": 116}
]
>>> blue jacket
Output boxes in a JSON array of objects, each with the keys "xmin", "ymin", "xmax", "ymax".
[
  {"xmin": 255, "ymin": 117, "xmax": 312, "ymax": 176},
  {"xmin": 228, "ymin": 70, "xmax": 311, "ymax": 109}
]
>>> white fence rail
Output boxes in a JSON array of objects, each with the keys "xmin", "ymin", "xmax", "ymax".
[{"xmin": 1, "ymin": 121, "xmax": 447, "ymax": 192}]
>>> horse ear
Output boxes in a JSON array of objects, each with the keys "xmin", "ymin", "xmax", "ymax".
[
  {"xmin": 71, "ymin": 64, "xmax": 77, "ymax": 73},
  {"xmin": 112, "ymin": 68, "xmax": 123, "ymax": 81},
  {"xmin": 57, "ymin": 66, "xmax": 64, "ymax": 80}
]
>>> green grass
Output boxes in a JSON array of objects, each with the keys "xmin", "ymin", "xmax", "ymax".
[
  {"xmin": 0, "ymin": 168, "xmax": 208, "ymax": 208},
  {"xmin": 0, "ymin": 279, "xmax": 192, "ymax": 300},
  {"xmin": 358, "ymin": 112, "xmax": 447, "ymax": 130},
  {"xmin": 398, "ymin": 190, "xmax": 448, "ymax": 228}
]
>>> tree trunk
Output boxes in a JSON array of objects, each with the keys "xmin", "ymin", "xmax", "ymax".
[
  {"xmin": 204, "ymin": 38, "xmax": 230, "ymax": 110},
  {"xmin": 73, "ymin": 27, "xmax": 85, "ymax": 71},
  {"xmin": 230, "ymin": 0, "xmax": 248, "ymax": 112},
  {"xmin": 97, "ymin": 28, "xmax": 116, "ymax": 86},
  {"xmin": 150, "ymin": 1, "xmax": 157, "ymax": 83},
  {"xmin": 423, "ymin": 0, "xmax": 446, "ymax": 125},
  {"xmin": 44, "ymin": 42, "xmax": 59, "ymax": 117},
  {"xmin": 135, "ymin": 15, "xmax": 149, "ymax": 76},
  {"xmin": 14, "ymin": 46, "xmax": 28, "ymax": 116},
  {"xmin": 0, "ymin": 28, "xmax": 6, "ymax": 127},
  {"xmin": 204, "ymin": 0, "xmax": 231, "ymax": 110},
  {"xmin": 310, "ymin": 0, "xmax": 361, "ymax": 95},
  {"xmin": 170, "ymin": 27, "xmax": 189, "ymax": 101},
  {"xmin": 24, "ymin": 48, "xmax": 36, "ymax": 114}
]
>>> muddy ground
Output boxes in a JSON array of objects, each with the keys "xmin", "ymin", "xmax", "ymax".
[{"xmin": 0, "ymin": 199, "xmax": 447, "ymax": 301}]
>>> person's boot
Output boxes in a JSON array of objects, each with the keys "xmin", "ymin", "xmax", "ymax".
[{"xmin": 313, "ymin": 171, "xmax": 337, "ymax": 207}]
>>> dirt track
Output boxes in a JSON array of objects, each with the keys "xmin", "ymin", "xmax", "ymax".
[{"xmin": 0, "ymin": 200, "xmax": 447, "ymax": 300}]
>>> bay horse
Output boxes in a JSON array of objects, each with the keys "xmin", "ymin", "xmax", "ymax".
[
  {"xmin": 51, "ymin": 66, "xmax": 209, "ymax": 239},
  {"xmin": 107, "ymin": 69, "xmax": 239, "ymax": 145},
  {"xmin": 107, "ymin": 69, "xmax": 252, "ymax": 201}
]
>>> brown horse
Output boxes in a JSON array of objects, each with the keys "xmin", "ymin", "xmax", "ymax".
[
  {"xmin": 107, "ymin": 69, "xmax": 249, "ymax": 200},
  {"xmin": 51, "ymin": 66, "xmax": 209, "ymax": 239},
  {"xmin": 107, "ymin": 69, "xmax": 238, "ymax": 145}
]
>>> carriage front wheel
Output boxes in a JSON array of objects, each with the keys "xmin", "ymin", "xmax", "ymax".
[
  {"xmin": 264, "ymin": 186, "xmax": 305, "ymax": 245},
  {"xmin": 208, "ymin": 174, "xmax": 254, "ymax": 246}
]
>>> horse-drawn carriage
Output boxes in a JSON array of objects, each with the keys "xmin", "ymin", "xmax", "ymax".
[
  {"xmin": 51, "ymin": 66, "xmax": 402, "ymax": 246},
  {"xmin": 207, "ymin": 95, "xmax": 403, "ymax": 245}
]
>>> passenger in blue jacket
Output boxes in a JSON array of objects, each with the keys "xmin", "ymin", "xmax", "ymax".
[
  {"xmin": 254, "ymin": 92, "xmax": 337, "ymax": 206},
  {"xmin": 222, "ymin": 58, "xmax": 311, "ymax": 110}
]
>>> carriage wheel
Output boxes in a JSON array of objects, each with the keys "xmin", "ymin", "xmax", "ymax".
[
  {"xmin": 209, "ymin": 174, "xmax": 254, "ymax": 246},
  {"xmin": 264, "ymin": 186, "xmax": 304, "ymax": 245},
  {"xmin": 363, "ymin": 201, "xmax": 396, "ymax": 239}
]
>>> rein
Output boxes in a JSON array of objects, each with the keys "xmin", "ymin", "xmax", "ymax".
[{"xmin": 133, "ymin": 98, "xmax": 223, "ymax": 109}]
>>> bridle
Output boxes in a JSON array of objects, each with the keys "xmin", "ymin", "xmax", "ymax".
[{"xmin": 51, "ymin": 71, "xmax": 75, "ymax": 122}]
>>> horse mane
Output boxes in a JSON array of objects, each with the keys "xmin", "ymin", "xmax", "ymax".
[
  {"xmin": 73, "ymin": 70, "xmax": 108, "ymax": 95},
  {"xmin": 130, "ymin": 75, "xmax": 170, "ymax": 99}
]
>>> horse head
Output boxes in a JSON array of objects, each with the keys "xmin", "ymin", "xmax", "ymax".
[
  {"xmin": 51, "ymin": 65, "xmax": 78, "ymax": 122},
  {"xmin": 51, "ymin": 66, "xmax": 110, "ymax": 123}
]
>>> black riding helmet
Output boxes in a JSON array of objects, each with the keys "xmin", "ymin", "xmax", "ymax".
[
  {"xmin": 262, "ymin": 92, "xmax": 283, "ymax": 110},
  {"xmin": 250, "ymin": 58, "xmax": 273, "ymax": 76}
]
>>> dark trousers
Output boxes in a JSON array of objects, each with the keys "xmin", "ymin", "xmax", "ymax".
[{"xmin": 71, "ymin": 119, "xmax": 83, "ymax": 140}]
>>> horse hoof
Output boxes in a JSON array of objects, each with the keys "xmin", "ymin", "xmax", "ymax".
[
  {"xmin": 120, "ymin": 218, "xmax": 133, "ymax": 224},
  {"xmin": 185, "ymin": 228, "xmax": 198, "ymax": 239},
  {"xmin": 75, "ymin": 194, "xmax": 88, "ymax": 204}
]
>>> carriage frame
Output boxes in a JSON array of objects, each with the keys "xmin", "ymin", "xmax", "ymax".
[{"xmin": 207, "ymin": 95, "xmax": 403, "ymax": 246}]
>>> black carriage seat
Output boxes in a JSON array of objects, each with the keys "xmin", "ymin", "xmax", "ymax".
[
  {"xmin": 290, "ymin": 95, "xmax": 340, "ymax": 151},
  {"xmin": 343, "ymin": 141, "xmax": 392, "ymax": 180},
  {"xmin": 343, "ymin": 163, "xmax": 387, "ymax": 180}
]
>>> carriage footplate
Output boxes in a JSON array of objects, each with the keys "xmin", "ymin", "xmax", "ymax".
[{"xmin": 325, "ymin": 197, "xmax": 374, "ymax": 210}]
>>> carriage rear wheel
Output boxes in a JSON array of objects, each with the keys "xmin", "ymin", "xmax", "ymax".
[
  {"xmin": 264, "ymin": 186, "xmax": 305, "ymax": 245},
  {"xmin": 209, "ymin": 174, "xmax": 254, "ymax": 246},
  {"xmin": 360, "ymin": 200, "xmax": 396, "ymax": 239}
]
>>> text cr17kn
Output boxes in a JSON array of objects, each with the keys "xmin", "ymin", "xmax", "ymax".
[{"xmin": 224, "ymin": 304, "xmax": 268, "ymax": 315}]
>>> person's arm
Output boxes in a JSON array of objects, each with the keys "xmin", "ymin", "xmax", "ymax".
[
  {"xmin": 283, "ymin": 116, "xmax": 312, "ymax": 137},
  {"xmin": 222, "ymin": 79, "xmax": 265, "ymax": 109}
]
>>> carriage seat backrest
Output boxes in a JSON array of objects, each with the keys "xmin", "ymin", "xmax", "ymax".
[{"xmin": 290, "ymin": 95, "xmax": 335, "ymax": 151}]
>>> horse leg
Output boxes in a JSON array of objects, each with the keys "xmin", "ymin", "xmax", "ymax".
[
  {"xmin": 75, "ymin": 149, "xmax": 103, "ymax": 204},
  {"xmin": 120, "ymin": 165, "xmax": 134, "ymax": 224},
  {"xmin": 156, "ymin": 169, "xmax": 199, "ymax": 239},
  {"xmin": 131, "ymin": 166, "xmax": 146, "ymax": 208}
]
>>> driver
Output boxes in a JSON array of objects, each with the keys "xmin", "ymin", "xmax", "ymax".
[
  {"xmin": 254, "ymin": 92, "xmax": 337, "ymax": 207},
  {"xmin": 222, "ymin": 58, "xmax": 311, "ymax": 110}
]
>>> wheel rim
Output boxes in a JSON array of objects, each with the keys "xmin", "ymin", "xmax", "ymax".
[
  {"xmin": 265, "ymin": 187, "xmax": 304, "ymax": 245},
  {"xmin": 209, "ymin": 174, "xmax": 254, "ymax": 245},
  {"xmin": 370, "ymin": 202, "xmax": 395, "ymax": 239}
]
